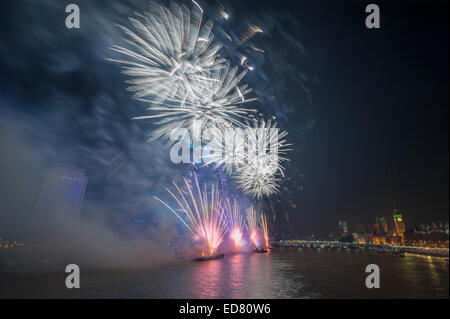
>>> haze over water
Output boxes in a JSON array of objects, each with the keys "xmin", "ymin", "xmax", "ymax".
[{"xmin": 0, "ymin": 249, "xmax": 448, "ymax": 298}]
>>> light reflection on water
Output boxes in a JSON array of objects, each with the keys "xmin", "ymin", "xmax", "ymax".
[
  {"xmin": 0, "ymin": 249, "xmax": 448, "ymax": 298},
  {"xmin": 188, "ymin": 251, "xmax": 305, "ymax": 299}
]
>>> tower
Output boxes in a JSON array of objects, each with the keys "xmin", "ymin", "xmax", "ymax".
[{"xmin": 393, "ymin": 209, "xmax": 406, "ymax": 239}]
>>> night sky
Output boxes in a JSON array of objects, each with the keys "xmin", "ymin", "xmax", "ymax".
[{"xmin": 0, "ymin": 0, "xmax": 448, "ymax": 239}]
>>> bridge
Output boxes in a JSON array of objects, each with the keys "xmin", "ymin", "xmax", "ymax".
[{"xmin": 273, "ymin": 240, "xmax": 449, "ymax": 257}]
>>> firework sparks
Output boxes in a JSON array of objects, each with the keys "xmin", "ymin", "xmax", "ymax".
[
  {"xmin": 109, "ymin": 1, "xmax": 258, "ymax": 141},
  {"xmin": 191, "ymin": 0, "xmax": 203, "ymax": 13},
  {"xmin": 223, "ymin": 198, "xmax": 245, "ymax": 250},
  {"xmin": 200, "ymin": 123, "xmax": 241, "ymax": 174},
  {"xmin": 223, "ymin": 32, "xmax": 232, "ymax": 42},
  {"xmin": 217, "ymin": 1, "xmax": 229, "ymax": 20},
  {"xmin": 250, "ymin": 46, "xmax": 265, "ymax": 53},
  {"xmin": 154, "ymin": 174, "xmax": 227, "ymax": 256},
  {"xmin": 110, "ymin": 2, "xmax": 292, "ymax": 202},
  {"xmin": 219, "ymin": 10, "xmax": 229, "ymax": 20},
  {"xmin": 136, "ymin": 61, "xmax": 257, "ymax": 140},
  {"xmin": 259, "ymin": 212, "xmax": 270, "ymax": 248},
  {"xmin": 109, "ymin": 1, "xmax": 223, "ymax": 105},
  {"xmin": 234, "ymin": 119, "xmax": 291, "ymax": 199},
  {"xmin": 245, "ymin": 205, "xmax": 259, "ymax": 248},
  {"xmin": 240, "ymin": 25, "xmax": 263, "ymax": 43}
]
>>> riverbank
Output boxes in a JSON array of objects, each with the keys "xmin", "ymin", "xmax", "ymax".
[{"xmin": 273, "ymin": 241, "xmax": 449, "ymax": 257}]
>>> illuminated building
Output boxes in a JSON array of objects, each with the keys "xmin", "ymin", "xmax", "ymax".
[
  {"xmin": 352, "ymin": 232, "xmax": 364, "ymax": 244},
  {"xmin": 372, "ymin": 234, "xmax": 387, "ymax": 245},
  {"xmin": 338, "ymin": 221, "xmax": 349, "ymax": 236}
]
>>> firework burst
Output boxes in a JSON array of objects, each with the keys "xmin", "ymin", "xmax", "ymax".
[
  {"xmin": 138, "ymin": 62, "xmax": 257, "ymax": 140},
  {"xmin": 109, "ymin": 1, "xmax": 223, "ymax": 104},
  {"xmin": 223, "ymin": 198, "xmax": 245, "ymax": 250},
  {"xmin": 234, "ymin": 119, "xmax": 291, "ymax": 198},
  {"xmin": 109, "ymin": 1, "xmax": 256, "ymax": 140},
  {"xmin": 154, "ymin": 174, "xmax": 227, "ymax": 256}
]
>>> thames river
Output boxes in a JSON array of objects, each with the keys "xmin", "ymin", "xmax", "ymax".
[{"xmin": 0, "ymin": 248, "xmax": 448, "ymax": 298}]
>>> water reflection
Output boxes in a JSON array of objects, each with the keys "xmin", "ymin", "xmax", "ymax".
[
  {"xmin": 187, "ymin": 251, "xmax": 306, "ymax": 298},
  {"xmin": 189, "ymin": 257, "xmax": 223, "ymax": 298},
  {"xmin": 185, "ymin": 249, "xmax": 448, "ymax": 299},
  {"xmin": 0, "ymin": 249, "xmax": 447, "ymax": 298}
]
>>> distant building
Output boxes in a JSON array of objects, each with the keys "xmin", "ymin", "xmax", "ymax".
[
  {"xmin": 376, "ymin": 216, "xmax": 389, "ymax": 234},
  {"xmin": 414, "ymin": 221, "xmax": 449, "ymax": 235},
  {"xmin": 328, "ymin": 233, "xmax": 336, "ymax": 242},
  {"xmin": 338, "ymin": 220, "xmax": 349, "ymax": 237},
  {"xmin": 352, "ymin": 232, "xmax": 363, "ymax": 244},
  {"xmin": 36, "ymin": 165, "xmax": 88, "ymax": 220}
]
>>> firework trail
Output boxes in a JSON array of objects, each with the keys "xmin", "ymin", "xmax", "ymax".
[
  {"xmin": 223, "ymin": 198, "xmax": 245, "ymax": 250},
  {"xmin": 245, "ymin": 205, "xmax": 259, "ymax": 248},
  {"xmin": 250, "ymin": 46, "xmax": 265, "ymax": 53},
  {"xmin": 234, "ymin": 119, "xmax": 291, "ymax": 198},
  {"xmin": 202, "ymin": 119, "xmax": 291, "ymax": 198},
  {"xmin": 154, "ymin": 174, "xmax": 227, "ymax": 256},
  {"xmin": 217, "ymin": 1, "xmax": 229, "ymax": 21},
  {"xmin": 259, "ymin": 212, "xmax": 270, "ymax": 248},
  {"xmin": 239, "ymin": 25, "xmax": 263, "ymax": 43}
]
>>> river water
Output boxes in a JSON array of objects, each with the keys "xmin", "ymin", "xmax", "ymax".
[{"xmin": 0, "ymin": 248, "xmax": 448, "ymax": 298}]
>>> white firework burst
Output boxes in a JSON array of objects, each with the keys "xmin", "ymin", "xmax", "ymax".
[
  {"xmin": 235, "ymin": 163, "xmax": 281, "ymax": 199},
  {"xmin": 109, "ymin": 1, "xmax": 223, "ymax": 104},
  {"xmin": 203, "ymin": 118, "xmax": 290, "ymax": 172},
  {"xmin": 109, "ymin": 1, "xmax": 256, "ymax": 140},
  {"xmin": 233, "ymin": 119, "xmax": 291, "ymax": 199},
  {"xmin": 137, "ymin": 62, "xmax": 257, "ymax": 140}
]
